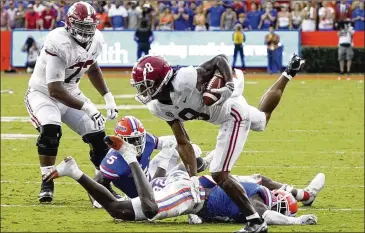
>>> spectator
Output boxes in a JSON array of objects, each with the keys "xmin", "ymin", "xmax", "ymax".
[
  {"xmin": 170, "ymin": 0, "xmax": 178, "ymax": 13},
  {"xmin": 108, "ymin": 0, "xmax": 128, "ymax": 30},
  {"xmin": 127, "ymin": 1, "xmax": 142, "ymax": 29},
  {"xmin": 14, "ymin": 2, "xmax": 25, "ymax": 29},
  {"xmin": 54, "ymin": 1, "xmax": 66, "ymax": 28},
  {"xmin": 265, "ymin": 25, "xmax": 281, "ymax": 74},
  {"xmin": 96, "ymin": 6, "xmax": 109, "ymax": 30},
  {"xmin": 158, "ymin": 7, "xmax": 174, "ymax": 30},
  {"xmin": 301, "ymin": 0, "xmax": 316, "ymax": 31},
  {"xmin": 352, "ymin": 1, "xmax": 364, "ymax": 31},
  {"xmin": 337, "ymin": 21, "xmax": 354, "ymax": 78},
  {"xmin": 91, "ymin": 0, "xmax": 101, "ymax": 13},
  {"xmin": 291, "ymin": 2, "xmax": 303, "ymax": 29},
  {"xmin": 258, "ymin": 2, "xmax": 277, "ymax": 30},
  {"xmin": 232, "ymin": 0, "xmax": 245, "ymax": 15},
  {"xmin": 186, "ymin": 2, "xmax": 195, "ymax": 29},
  {"xmin": 245, "ymin": 0, "xmax": 261, "ymax": 11},
  {"xmin": 207, "ymin": 0, "xmax": 225, "ymax": 30},
  {"xmin": 193, "ymin": 5, "xmax": 206, "ymax": 31},
  {"xmin": 235, "ymin": 13, "xmax": 251, "ymax": 30},
  {"xmin": 173, "ymin": 3, "xmax": 190, "ymax": 30},
  {"xmin": 318, "ymin": 1, "xmax": 335, "ymax": 30},
  {"xmin": 103, "ymin": 0, "xmax": 113, "ymax": 14},
  {"xmin": 134, "ymin": 19, "xmax": 154, "ymax": 59},
  {"xmin": 276, "ymin": 4, "xmax": 291, "ymax": 29},
  {"xmin": 25, "ymin": 4, "xmax": 40, "ymax": 30},
  {"xmin": 220, "ymin": 6, "xmax": 236, "ymax": 30},
  {"xmin": 0, "ymin": 2, "xmax": 11, "ymax": 31},
  {"xmin": 247, "ymin": 2, "xmax": 261, "ymax": 29},
  {"xmin": 33, "ymin": 0, "xmax": 45, "ymax": 14},
  {"xmin": 7, "ymin": 1, "xmax": 16, "ymax": 29},
  {"xmin": 21, "ymin": 36, "xmax": 40, "ymax": 73},
  {"xmin": 142, "ymin": 3, "xmax": 155, "ymax": 30},
  {"xmin": 336, "ymin": 0, "xmax": 352, "ymax": 22},
  {"xmin": 40, "ymin": 5, "xmax": 56, "ymax": 30},
  {"xmin": 232, "ymin": 24, "xmax": 246, "ymax": 70}
]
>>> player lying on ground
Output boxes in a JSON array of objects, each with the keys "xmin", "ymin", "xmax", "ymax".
[
  {"xmin": 44, "ymin": 136, "xmax": 318, "ymax": 227},
  {"xmin": 24, "ymin": 1, "xmax": 118, "ymax": 203},
  {"xmin": 131, "ymin": 52, "xmax": 305, "ymax": 232},
  {"xmin": 91, "ymin": 115, "xmax": 203, "ymax": 207}
]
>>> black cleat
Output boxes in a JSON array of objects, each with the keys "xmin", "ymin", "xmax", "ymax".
[
  {"xmin": 235, "ymin": 221, "xmax": 268, "ymax": 233},
  {"xmin": 39, "ymin": 179, "xmax": 54, "ymax": 203},
  {"xmin": 284, "ymin": 53, "xmax": 306, "ymax": 78}
]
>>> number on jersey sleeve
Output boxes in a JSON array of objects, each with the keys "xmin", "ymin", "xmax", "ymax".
[{"xmin": 65, "ymin": 60, "xmax": 94, "ymax": 84}]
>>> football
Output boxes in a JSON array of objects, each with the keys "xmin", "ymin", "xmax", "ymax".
[{"xmin": 202, "ymin": 75, "xmax": 225, "ymax": 106}]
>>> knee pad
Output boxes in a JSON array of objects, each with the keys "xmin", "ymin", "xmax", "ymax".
[
  {"xmin": 37, "ymin": 124, "xmax": 62, "ymax": 156},
  {"xmin": 83, "ymin": 131, "xmax": 109, "ymax": 168}
]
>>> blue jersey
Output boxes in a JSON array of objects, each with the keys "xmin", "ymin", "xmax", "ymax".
[
  {"xmin": 198, "ymin": 180, "xmax": 272, "ymax": 223},
  {"xmin": 100, "ymin": 133, "xmax": 157, "ymax": 198}
]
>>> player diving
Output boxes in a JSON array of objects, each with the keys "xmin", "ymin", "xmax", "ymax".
[
  {"xmin": 129, "ymin": 52, "xmax": 305, "ymax": 232},
  {"xmin": 44, "ymin": 135, "xmax": 322, "ymax": 228}
]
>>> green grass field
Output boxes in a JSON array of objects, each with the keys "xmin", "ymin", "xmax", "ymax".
[{"xmin": 1, "ymin": 72, "xmax": 364, "ymax": 232}]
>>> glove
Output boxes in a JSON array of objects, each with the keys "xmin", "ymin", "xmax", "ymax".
[
  {"xmin": 104, "ymin": 135, "xmax": 138, "ymax": 164},
  {"xmin": 284, "ymin": 53, "xmax": 306, "ymax": 79},
  {"xmin": 296, "ymin": 214, "xmax": 318, "ymax": 225},
  {"xmin": 103, "ymin": 92, "xmax": 118, "ymax": 120},
  {"xmin": 81, "ymin": 102, "xmax": 106, "ymax": 130},
  {"xmin": 210, "ymin": 81, "xmax": 234, "ymax": 106},
  {"xmin": 190, "ymin": 176, "xmax": 202, "ymax": 204},
  {"xmin": 188, "ymin": 214, "xmax": 203, "ymax": 224}
]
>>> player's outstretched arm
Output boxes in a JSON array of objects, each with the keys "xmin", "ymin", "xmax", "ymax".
[
  {"xmin": 167, "ymin": 120, "xmax": 197, "ymax": 177},
  {"xmin": 196, "ymin": 54, "xmax": 233, "ymax": 84},
  {"xmin": 87, "ymin": 62, "xmax": 118, "ymax": 120}
]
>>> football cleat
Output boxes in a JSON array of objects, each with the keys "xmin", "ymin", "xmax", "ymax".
[
  {"xmin": 38, "ymin": 180, "xmax": 54, "ymax": 203},
  {"xmin": 302, "ymin": 173, "xmax": 325, "ymax": 206},
  {"xmin": 235, "ymin": 221, "xmax": 268, "ymax": 233},
  {"xmin": 43, "ymin": 156, "xmax": 80, "ymax": 182},
  {"xmin": 284, "ymin": 54, "xmax": 306, "ymax": 78}
]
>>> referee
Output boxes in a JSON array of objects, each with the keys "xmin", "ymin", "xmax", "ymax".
[
  {"xmin": 134, "ymin": 19, "xmax": 154, "ymax": 60},
  {"xmin": 232, "ymin": 24, "xmax": 246, "ymax": 71}
]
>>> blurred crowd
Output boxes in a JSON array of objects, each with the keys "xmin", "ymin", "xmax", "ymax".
[{"xmin": 1, "ymin": 0, "xmax": 364, "ymax": 32}]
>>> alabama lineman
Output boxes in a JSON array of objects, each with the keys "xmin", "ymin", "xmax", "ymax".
[
  {"xmin": 130, "ymin": 54, "xmax": 305, "ymax": 232},
  {"xmin": 24, "ymin": 1, "xmax": 118, "ymax": 203}
]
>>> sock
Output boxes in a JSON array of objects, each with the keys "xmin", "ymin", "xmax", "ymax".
[
  {"xmin": 40, "ymin": 166, "xmax": 55, "ymax": 177},
  {"xmin": 293, "ymin": 189, "xmax": 310, "ymax": 201},
  {"xmin": 282, "ymin": 71, "xmax": 292, "ymax": 80},
  {"xmin": 246, "ymin": 212, "xmax": 262, "ymax": 224}
]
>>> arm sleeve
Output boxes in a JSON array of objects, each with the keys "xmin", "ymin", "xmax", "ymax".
[
  {"xmin": 262, "ymin": 210, "xmax": 298, "ymax": 225},
  {"xmin": 45, "ymin": 54, "xmax": 66, "ymax": 84}
]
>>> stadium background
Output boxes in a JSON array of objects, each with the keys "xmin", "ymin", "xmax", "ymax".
[{"xmin": 1, "ymin": 0, "xmax": 364, "ymax": 232}]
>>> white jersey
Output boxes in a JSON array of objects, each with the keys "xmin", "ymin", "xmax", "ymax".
[
  {"xmin": 147, "ymin": 67, "xmax": 246, "ymax": 125},
  {"xmin": 131, "ymin": 170, "xmax": 206, "ymax": 221},
  {"xmin": 28, "ymin": 27, "xmax": 104, "ymax": 96}
]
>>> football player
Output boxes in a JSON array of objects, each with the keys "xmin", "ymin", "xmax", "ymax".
[
  {"xmin": 24, "ymin": 2, "xmax": 118, "ymax": 203},
  {"xmin": 91, "ymin": 116, "xmax": 203, "ymax": 206},
  {"xmin": 130, "ymin": 53, "xmax": 305, "ymax": 232},
  {"xmin": 43, "ymin": 136, "xmax": 318, "ymax": 226}
]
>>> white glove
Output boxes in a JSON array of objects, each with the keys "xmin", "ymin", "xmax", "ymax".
[
  {"xmin": 190, "ymin": 176, "xmax": 202, "ymax": 204},
  {"xmin": 103, "ymin": 92, "xmax": 118, "ymax": 120},
  {"xmin": 210, "ymin": 81, "xmax": 234, "ymax": 106},
  {"xmin": 296, "ymin": 214, "xmax": 318, "ymax": 225},
  {"xmin": 118, "ymin": 140, "xmax": 138, "ymax": 165},
  {"xmin": 188, "ymin": 214, "xmax": 203, "ymax": 224},
  {"xmin": 81, "ymin": 102, "xmax": 106, "ymax": 130}
]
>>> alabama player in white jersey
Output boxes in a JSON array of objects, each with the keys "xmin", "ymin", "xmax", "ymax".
[
  {"xmin": 129, "ymin": 54, "xmax": 305, "ymax": 232},
  {"xmin": 24, "ymin": 2, "xmax": 118, "ymax": 203}
]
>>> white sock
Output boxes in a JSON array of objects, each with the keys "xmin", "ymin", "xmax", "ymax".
[
  {"xmin": 246, "ymin": 212, "xmax": 260, "ymax": 220},
  {"xmin": 40, "ymin": 166, "xmax": 55, "ymax": 177},
  {"xmin": 282, "ymin": 71, "xmax": 293, "ymax": 80}
]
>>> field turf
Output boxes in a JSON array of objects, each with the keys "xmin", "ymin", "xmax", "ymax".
[{"xmin": 1, "ymin": 72, "xmax": 364, "ymax": 232}]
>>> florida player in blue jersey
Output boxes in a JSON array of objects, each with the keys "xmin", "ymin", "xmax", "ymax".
[
  {"xmin": 45, "ymin": 135, "xmax": 318, "ymax": 227},
  {"xmin": 91, "ymin": 116, "xmax": 203, "ymax": 207}
]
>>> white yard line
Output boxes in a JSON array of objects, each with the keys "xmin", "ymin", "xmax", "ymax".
[
  {"xmin": 1, "ymin": 134, "xmax": 38, "ymax": 139},
  {"xmin": 113, "ymin": 94, "xmax": 135, "ymax": 99}
]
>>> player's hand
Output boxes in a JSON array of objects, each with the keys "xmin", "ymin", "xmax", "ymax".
[
  {"xmin": 104, "ymin": 135, "xmax": 138, "ymax": 164},
  {"xmin": 210, "ymin": 81, "xmax": 234, "ymax": 106},
  {"xmin": 103, "ymin": 92, "xmax": 118, "ymax": 120},
  {"xmin": 188, "ymin": 214, "xmax": 203, "ymax": 224},
  {"xmin": 161, "ymin": 139, "xmax": 177, "ymax": 159},
  {"xmin": 297, "ymin": 214, "xmax": 318, "ymax": 225},
  {"xmin": 190, "ymin": 176, "xmax": 202, "ymax": 204},
  {"xmin": 81, "ymin": 102, "xmax": 106, "ymax": 130}
]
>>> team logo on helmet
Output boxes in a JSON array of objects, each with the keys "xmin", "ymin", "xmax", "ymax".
[{"xmin": 166, "ymin": 112, "xmax": 174, "ymax": 118}]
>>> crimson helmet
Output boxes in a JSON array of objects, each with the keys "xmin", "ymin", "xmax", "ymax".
[
  {"xmin": 66, "ymin": 2, "xmax": 98, "ymax": 44},
  {"xmin": 131, "ymin": 55, "xmax": 173, "ymax": 104},
  {"xmin": 114, "ymin": 116, "xmax": 146, "ymax": 156},
  {"xmin": 270, "ymin": 189, "xmax": 298, "ymax": 217}
]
